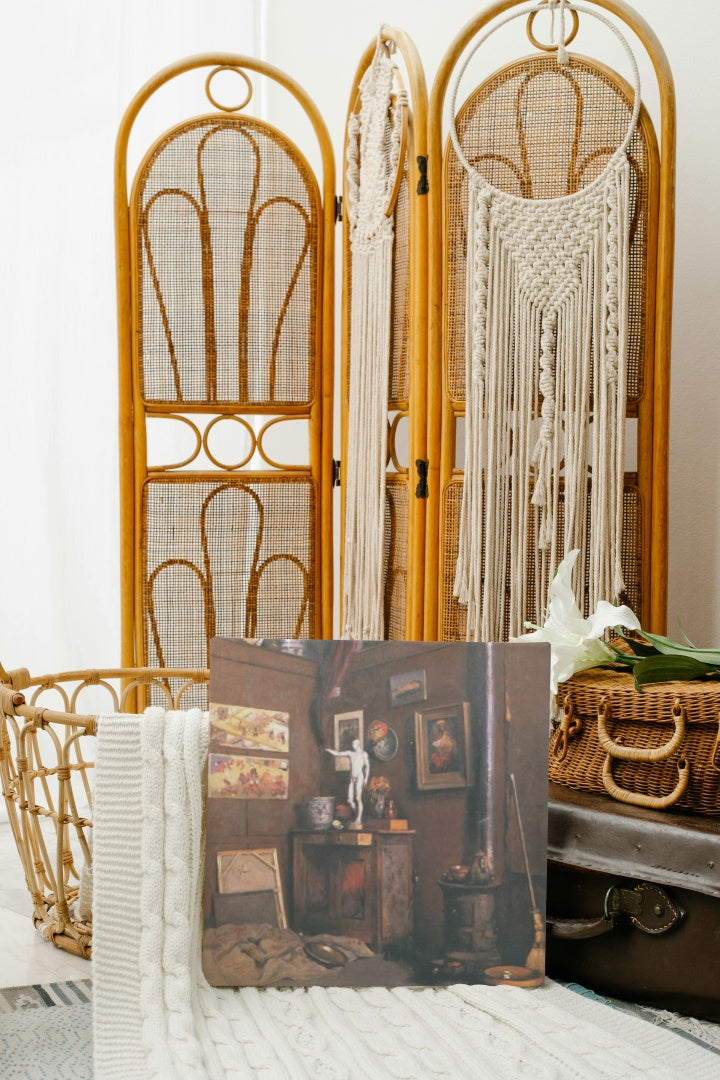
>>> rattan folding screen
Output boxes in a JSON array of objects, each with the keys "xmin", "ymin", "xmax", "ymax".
[
  {"xmin": 116, "ymin": 56, "xmax": 335, "ymax": 687},
  {"xmin": 117, "ymin": 2, "xmax": 674, "ymax": 662}
]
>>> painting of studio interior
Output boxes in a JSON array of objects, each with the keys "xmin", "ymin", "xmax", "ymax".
[{"xmin": 203, "ymin": 638, "xmax": 549, "ymax": 988}]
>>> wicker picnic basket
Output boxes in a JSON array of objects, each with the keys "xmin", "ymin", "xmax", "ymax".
[
  {"xmin": 550, "ymin": 667, "xmax": 720, "ymax": 814},
  {"xmin": 0, "ymin": 661, "xmax": 208, "ymax": 958}
]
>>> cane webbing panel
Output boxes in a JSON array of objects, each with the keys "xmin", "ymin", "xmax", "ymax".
[
  {"xmin": 445, "ymin": 55, "xmax": 651, "ymax": 406},
  {"xmin": 385, "ymin": 161, "xmax": 411, "ymax": 639},
  {"xmin": 383, "ymin": 477, "xmax": 409, "ymax": 640},
  {"xmin": 439, "ymin": 478, "xmax": 643, "ymax": 643},
  {"xmin": 390, "ymin": 170, "xmax": 410, "ymax": 405},
  {"xmin": 142, "ymin": 475, "xmax": 316, "ymax": 673},
  {"xmin": 135, "ymin": 116, "xmax": 319, "ymax": 407}
]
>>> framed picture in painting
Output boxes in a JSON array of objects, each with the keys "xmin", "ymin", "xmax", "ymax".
[
  {"xmin": 332, "ymin": 710, "xmax": 364, "ymax": 772},
  {"xmin": 208, "ymin": 753, "xmax": 289, "ymax": 799},
  {"xmin": 388, "ymin": 669, "xmax": 426, "ymax": 707},
  {"xmin": 216, "ymin": 848, "xmax": 287, "ymax": 928},
  {"xmin": 209, "ymin": 703, "xmax": 289, "ymax": 753},
  {"xmin": 414, "ymin": 702, "xmax": 472, "ymax": 790}
]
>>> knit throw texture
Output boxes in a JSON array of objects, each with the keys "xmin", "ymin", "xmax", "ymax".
[{"xmin": 92, "ymin": 709, "xmax": 717, "ymax": 1078}]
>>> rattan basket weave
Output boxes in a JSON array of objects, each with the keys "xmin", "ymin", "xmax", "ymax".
[
  {"xmin": 551, "ymin": 667, "xmax": 720, "ymax": 814},
  {"xmin": 0, "ymin": 663, "xmax": 208, "ymax": 957}
]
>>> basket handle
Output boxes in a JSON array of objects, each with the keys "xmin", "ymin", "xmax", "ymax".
[
  {"xmin": 601, "ymin": 755, "xmax": 690, "ymax": 809},
  {"xmin": 597, "ymin": 698, "xmax": 686, "ymax": 762},
  {"xmin": 550, "ymin": 697, "xmax": 583, "ymax": 761}
]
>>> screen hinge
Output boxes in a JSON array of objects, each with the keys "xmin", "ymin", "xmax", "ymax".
[
  {"xmin": 335, "ymin": 195, "xmax": 343, "ymax": 223},
  {"xmin": 417, "ymin": 156, "xmax": 429, "ymax": 195},
  {"xmin": 332, "ymin": 459, "xmax": 341, "ymax": 487},
  {"xmin": 415, "ymin": 459, "xmax": 429, "ymax": 498}
]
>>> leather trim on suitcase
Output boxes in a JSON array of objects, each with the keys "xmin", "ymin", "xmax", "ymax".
[
  {"xmin": 548, "ymin": 783, "xmax": 720, "ymax": 898},
  {"xmin": 546, "ymin": 784, "xmax": 720, "ymax": 1020}
]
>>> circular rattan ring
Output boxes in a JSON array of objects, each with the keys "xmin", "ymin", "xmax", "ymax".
[
  {"xmin": 203, "ymin": 415, "xmax": 256, "ymax": 470},
  {"xmin": 205, "ymin": 66, "xmax": 253, "ymax": 113},
  {"xmin": 527, "ymin": 4, "xmax": 580, "ymax": 53}
]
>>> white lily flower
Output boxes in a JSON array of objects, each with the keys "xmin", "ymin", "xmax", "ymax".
[{"xmin": 513, "ymin": 549, "xmax": 641, "ymax": 695}]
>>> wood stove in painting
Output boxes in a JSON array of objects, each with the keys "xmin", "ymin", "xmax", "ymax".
[{"xmin": 438, "ymin": 880, "xmax": 501, "ymax": 973}]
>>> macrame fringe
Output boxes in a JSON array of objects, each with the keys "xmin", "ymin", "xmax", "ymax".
[
  {"xmin": 342, "ymin": 40, "xmax": 402, "ymax": 640},
  {"xmin": 453, "ymin": 157, "xmax": 633, "ymax": 641}
]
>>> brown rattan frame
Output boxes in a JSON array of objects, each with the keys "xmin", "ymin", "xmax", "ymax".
[
  {"xmin": 340, "ymin": 26, "xmax": 428, "ymax": 640},
  {"xmin": 424, "ymin": 0, "xmax": 675, "ymax": 639},
  {"xmin": 116, "ymin": 55, "xmax": 336, "ymax": 682},
  {"xmin": 0, "ymin": 661, "xmax": 208, "ymax": 957}
]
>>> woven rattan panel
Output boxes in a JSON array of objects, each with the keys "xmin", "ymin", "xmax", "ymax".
[
  {"xmin": 384, "ymin": 160, "xmax": 410, "ymax": 639},
  {"xmin": 445, "ymin": 56, "xmax": 649, "ymax": 405},
  {"xmin": 390, "ymin": 169, "xmax": 410, "ymax": 405},
  {"xmin": 439, "ymin": 478, "xmax": 642, "ymax": 642},
  {"xmin": 136, "ymin": 117, "xmax": 319, "ymax": 406},
  {"xmin": 383, "ymin": 476, "xmax": 409, "ymax": 640},
  {"xmin": 143, "ymin": 475, "xmax": 316, "ymax": 673}
]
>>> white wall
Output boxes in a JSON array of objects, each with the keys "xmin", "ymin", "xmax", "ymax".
[
  {"xmin": 0, "ymin": 0, "xmax": 264, "ymax": 674},
  {"xmin": 0, "ymin": 0, "xmax": 718, "ymax": 678}
]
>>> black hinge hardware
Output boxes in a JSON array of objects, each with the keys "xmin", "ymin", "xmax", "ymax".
[
  {"xmin": 415, "ymin": 459, "xmax": 429, "ymax": 498},
  {"xmin": 417, "ymin": 156, "xmax": 429, "ymax": 196},
  {"xmin": 335, "ymin": 195, "xmax": 343, "ymax": 222},
  {"xmin": 332, "ymin": 459, "xmax": 341, "ymax": 487}
]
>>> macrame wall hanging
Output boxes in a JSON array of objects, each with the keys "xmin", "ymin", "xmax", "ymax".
[
  {"xmin": 342, "ymin": 38, "xmax": 407, "ymax": 639},
  {"xmin": 450, "ymin": 1, "xmax": 641, "ymax": 641}
]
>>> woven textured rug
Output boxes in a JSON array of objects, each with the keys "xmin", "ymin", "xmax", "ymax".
[{"xmin": 0, "ymin": 979, "xmax": 93, "ymax": 1080}]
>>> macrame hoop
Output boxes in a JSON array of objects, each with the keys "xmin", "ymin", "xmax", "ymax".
[
  {"xmin": 342, "ymin": 39, "xmax": 407, "ymax": 639},
  {"xmin": 448, "ymin": 2, "xmax": 642, "ymax": 189},
  {"xmin": 448, "ymin": 1, "xmax": 642, "ymax": 641}
]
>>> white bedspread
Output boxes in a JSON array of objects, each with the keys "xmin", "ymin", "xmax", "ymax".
[{"xmin": 92, "ymin": 709, "xmax": 717, "ymax": 1079}]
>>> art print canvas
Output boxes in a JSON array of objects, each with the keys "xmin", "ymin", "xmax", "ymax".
[
  {"xmin": 210, "ymin": 704, "xmax": 290, "ymax": 753},
  {"xmin": 204, "ymin": 639, "xmax": 550, "ymax": 990},
  {"xmin": 208, "ymin": 753, "xmax": 289, "ymax": 799}
]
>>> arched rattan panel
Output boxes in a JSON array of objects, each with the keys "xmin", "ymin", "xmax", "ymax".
[
  {"xmin": 341, "ymin": 27, "xmax": 428, "ymax": 640},
  {"xmin": 426, "ymin": 0, "xmax": 674, "ymax": 641},
  {"xmin": 116, "ymin": 56, "xmax": 335, "ymax": 696}
]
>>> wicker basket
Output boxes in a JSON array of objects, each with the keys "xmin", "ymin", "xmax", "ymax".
[
  {"xmin": 550, "ymin": 667, "xmax": 720, "ymax": 814},
  {"xmin": 0, "ymin": 662, "xmax": 208, "ymax": 958}
]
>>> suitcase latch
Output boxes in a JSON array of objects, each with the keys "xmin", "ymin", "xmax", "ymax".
[{"xmin": 605, "ymin": 882, "xmax": 685, "ymax": 935}]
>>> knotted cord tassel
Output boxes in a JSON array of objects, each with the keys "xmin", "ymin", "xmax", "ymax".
[{"xmin": 342, "ymin": 39, "xmax": 404, "ymax": 640}]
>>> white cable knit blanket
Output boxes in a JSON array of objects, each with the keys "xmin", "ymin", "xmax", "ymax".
[{"xmin": 92, "ymin": 709, "xmax": 717, "ymax": 1079}]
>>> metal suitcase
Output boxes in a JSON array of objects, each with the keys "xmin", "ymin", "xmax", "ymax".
[{"xmin": 546, "ymin": 783, "xmax": 720, "ymax": 1021}]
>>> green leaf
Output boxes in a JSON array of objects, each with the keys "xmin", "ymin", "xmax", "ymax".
[
  {"xmin": 632, "ymin": 654, "xmax": 719, "ymax": 690},
  {"xmin": 637, "ymin": 631, "xmax": 720, "ymax": 666},
  {"xmin": 617, "ymin": 635, "xmax": 659, "ymax": 658},
  {"xmin": 676, "ymin": 620, "xmax": 696, "ymax": 649}
]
